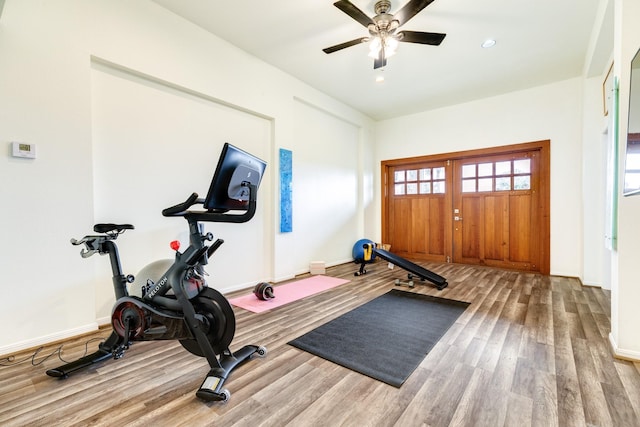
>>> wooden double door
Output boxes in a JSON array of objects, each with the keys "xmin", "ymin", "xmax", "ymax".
[{"xmin": 382, "ymin": 141, "xmax": 550, "ymax": 274}]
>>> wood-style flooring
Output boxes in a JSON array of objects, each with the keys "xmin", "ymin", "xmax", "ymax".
[{"xmin": 1, "ymin": 261, "xmax": 639, "ymax": 427}]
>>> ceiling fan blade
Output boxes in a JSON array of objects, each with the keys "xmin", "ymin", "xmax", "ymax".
[
  {"xmin": 398, "ymin": 30, "xmax": 446, "ymax": 45},
  {"xmin": 374, "ymin": 53, "xmax": 387, "ymax": 69},
  {"xmin": 323, "ymin": 38, "xmax": 368, "ymax": 54},
  {"xmin": 333, "ymin": 0, "xmax": 375, "ymax": 28},
  {"xmin": 394, "ymin": 0, "xmax": 436, "ymax": 26}
]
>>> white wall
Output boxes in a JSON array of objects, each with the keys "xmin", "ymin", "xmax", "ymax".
[
  {"xmin": 582, "ymin": 75, "xmax": 609, "ymax": 288},
  {"xmin": 289, "ymin": 100, "xmax": 361, "ymax": 274},
  {"xmin": 0, "ymin": 0, "xmax": 97, "ymax": 351},
  {"xmin": 609, "ymin": 0, "xmax": 640, "ymax": 359},
  {"xmin": 374, "ymin": 78, "xmax": 585, "ymax": 277},
  {"xmin": 0, "ymin": 0, "xmax": 374, "ymax": 353}
]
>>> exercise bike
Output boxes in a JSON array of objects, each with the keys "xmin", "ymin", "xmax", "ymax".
[{"xmin": 47, "ymin": 144, "xmax": 267, "ymax": 402}]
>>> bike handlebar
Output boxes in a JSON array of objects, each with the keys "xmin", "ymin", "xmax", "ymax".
[
  {"xmin": 162, "ymin": 184, "xmax": 258, "ymax": 224},
  {"xmin": 70, "ymin": 235, "xmax": 107, "ymax": 258},
  {"xmin": 162, "ymin": 193, "xmax": 201, "ymax": 217}
]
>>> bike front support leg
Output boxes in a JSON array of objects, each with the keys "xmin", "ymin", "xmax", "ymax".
[{"xmin": 45, "ymin": 331, "xmax": 127, "ymax": 378}]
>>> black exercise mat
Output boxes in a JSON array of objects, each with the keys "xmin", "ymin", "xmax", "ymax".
[{"xmin": 288, "ymin": 289, "xmax": 469, "ymax": 387}]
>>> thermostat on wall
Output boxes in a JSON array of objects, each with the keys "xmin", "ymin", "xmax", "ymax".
[{"xmin": 11, "ymin": 142, "xmax": 36, "ymax": 159}]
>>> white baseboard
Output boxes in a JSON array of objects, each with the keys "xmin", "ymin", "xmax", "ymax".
[
  {"xmin": 290, "ymin": 258, "xmax": 355, "ymax": 280},
  {"xmin": 581, "ymin": 279, "xmax": 606, "ymax": 288},
  {"xmin": 223, "ymin": 279, "xmax": 272, "ymax": 294},
  {"xmin": 609, "ymin": 333, "xmax": 640, "ymax": 361},
  {"xmin": 272, "ymin": 274, "xmax": 296, "ymax": 284},
  {"xmin": 96, "ymin": 316, "xmax": 111, "ymax": 326},
  {"xmin": 0, "ymin": 322, "xmax": 99, "ymax": 356},
  {"xmin": 330, "ymin": 258, "xmax": 354, "ymax": 268}
]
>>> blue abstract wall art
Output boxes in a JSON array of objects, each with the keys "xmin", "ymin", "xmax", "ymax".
[{"xmin": 280, "ymin": 148, "xmax": 293, "ymax": 233}]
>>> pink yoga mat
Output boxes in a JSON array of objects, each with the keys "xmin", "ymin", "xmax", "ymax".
[{"xmin": 229, "ymin": 275, "xmax": 349, "ymax": 313}]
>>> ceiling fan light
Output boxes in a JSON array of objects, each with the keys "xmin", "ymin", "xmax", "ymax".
[
  {"xmin": 385, "ymin": 37, "xmax": 398, "ymax": 56},
  {"xmin": 368, "ymin": 37, "xmax": 382, "ymax": 58},
  {"xmin": 481, "ymin": 39, "xmax": 496, "ymax": 48}
]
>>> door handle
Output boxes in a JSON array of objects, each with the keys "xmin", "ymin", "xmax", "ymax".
[{"xmin": 454, "ymin": 216, "xmax": 462, "ymax": 221}]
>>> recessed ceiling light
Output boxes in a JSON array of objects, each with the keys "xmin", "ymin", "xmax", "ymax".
[
  {"xmin": 481, "ymin": 39, "xmax": 496, "ymax": 48},
  {"xmin": 376, "ymin": 73, "xmax": 385, "ymax": 83}
]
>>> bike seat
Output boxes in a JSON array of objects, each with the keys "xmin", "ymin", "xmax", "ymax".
[{"xmin": 94, "ymin": 223, "xmax": 135, "ymax": 234}]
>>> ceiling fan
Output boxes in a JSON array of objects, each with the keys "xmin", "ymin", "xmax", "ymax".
[{"xmin": 323, "ymin": 0, "xmax": 446, "ymax": 69}]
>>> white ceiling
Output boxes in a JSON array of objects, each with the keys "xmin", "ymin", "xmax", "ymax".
[{"xmin": 152, "ymin": 0, "xmax": 607, "ymax": 120}]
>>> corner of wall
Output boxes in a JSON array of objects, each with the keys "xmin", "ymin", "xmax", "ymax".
[{"xmin": 609, "ymin": 332, "xmax": 640, "ymax": 362}]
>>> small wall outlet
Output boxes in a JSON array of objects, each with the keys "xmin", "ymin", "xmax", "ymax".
[{"xmin": 11, "ymin": 142, "xmax": 36, "ymax": 159}]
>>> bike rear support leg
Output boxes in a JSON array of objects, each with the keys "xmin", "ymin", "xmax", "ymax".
[{"xmin": 196, "ymin": 345, "xmax": 266, "ymax": 402}]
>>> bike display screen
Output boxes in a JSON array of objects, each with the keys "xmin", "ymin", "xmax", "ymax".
[{"xmin": 203, "ymin": 143, "xmax": 267, "ymax": 212}]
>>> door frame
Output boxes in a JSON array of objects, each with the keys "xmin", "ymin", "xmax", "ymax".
[{"xmin": 381, "ymin": 140, "xmax": 550, "ymax": 274}]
